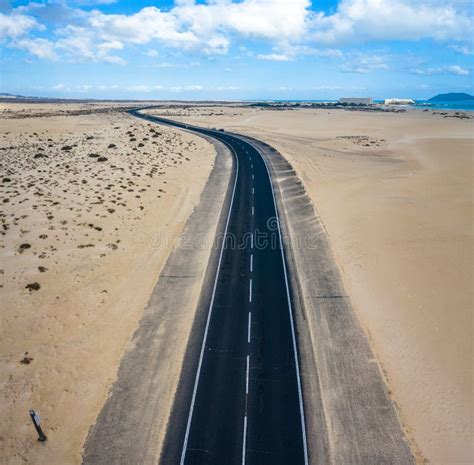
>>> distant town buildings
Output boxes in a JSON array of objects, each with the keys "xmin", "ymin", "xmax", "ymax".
[
  {"xmin": 339, "ymin": 97, "xmax": 373, "ymax": 105},
  {"xmin": 384, "ymin": 98, "xmax": 415, "ymax": 105}
]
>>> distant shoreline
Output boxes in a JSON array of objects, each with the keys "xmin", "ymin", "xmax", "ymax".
[
  {"xmin": 266, "ymin": 99, "xmax": 474, "ymax": 112},
  {"xmin": 1, "ymin": 97, "xmax": 473, "ymax": 112}
]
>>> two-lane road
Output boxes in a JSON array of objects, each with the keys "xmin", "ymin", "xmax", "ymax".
[{"xmin": 131, "ymin": 111, "xmax": 308, "ymax": 465}]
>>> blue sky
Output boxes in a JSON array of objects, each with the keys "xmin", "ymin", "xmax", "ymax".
[{"xmin": 0, "ymin": 0, "xmax": 473, "ymax": 100}]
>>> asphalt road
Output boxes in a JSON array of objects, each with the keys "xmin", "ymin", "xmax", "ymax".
[{"xmin": 131, "ymin": 111, "xmax": 308, "ymax": 465}]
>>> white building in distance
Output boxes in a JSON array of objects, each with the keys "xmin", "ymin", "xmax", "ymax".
[
  {"xmin": 384, "ymin": 98, "xmax": 415, "ymax": 105},
  {"xmin": 339, "ymin": 97, "xmax": 373, "ymax": 105}
]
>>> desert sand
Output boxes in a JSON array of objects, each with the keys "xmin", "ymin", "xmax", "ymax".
[
  {"xmin": 145, "ymin": 105, "xmax": 473, "ymax": 465},
  {"xmin": 0, "ymin": 103, "xmax": 216, "ymax": 464}
]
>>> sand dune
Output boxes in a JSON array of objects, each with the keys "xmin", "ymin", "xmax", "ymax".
[
  {"xmin": 145, "ymin": 106, "xmax": 473, "ymax": 465},
  {"xmin": 0, "ymin": 103, "xmax": 215, "ymax": 464}
]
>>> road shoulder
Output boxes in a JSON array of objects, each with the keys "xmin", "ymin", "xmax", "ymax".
[{"xmin": 82, "ymin": 136, "xmax": 234, "ymax": 465}]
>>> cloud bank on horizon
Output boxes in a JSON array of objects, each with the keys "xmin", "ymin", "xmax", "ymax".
[{"xmin": 0, "ymin": 0, "xmax": 473, "ymax": 99}]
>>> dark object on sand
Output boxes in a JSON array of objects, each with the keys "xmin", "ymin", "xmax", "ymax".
[
  {"xmin": 108, "ymin": 144, "xmax": 117, "ymax": 149},
  {"xmin": 18, "ymin": 243, "xmax": 31, "ymax": 253},
  {"xmin": 25, "ymin": 282, "xmax": 41, "ymax": 291},
  {"xmin": 97, "ymin": 157, "xmax": 108, "ymax": 162},
  {"xmin": 29, "ymin": 410, "xmax": 47, "ymax": 442},
  {"xmin": 61, "ymin": 145, "xmax": 72, "ymax": 151}
]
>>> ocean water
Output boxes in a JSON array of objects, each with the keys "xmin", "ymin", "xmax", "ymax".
[
  {"xmin": 412, "ymin": 100, "xmax": 474, "ymax": 112},
  {"xmin": 271, "ymin": 99, "xmax": 474, "ymax": 112}
]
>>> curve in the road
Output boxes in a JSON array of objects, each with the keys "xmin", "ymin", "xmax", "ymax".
[{"xmin": 131, "ymin": 111, "xmax": 309, "ymax": 465}]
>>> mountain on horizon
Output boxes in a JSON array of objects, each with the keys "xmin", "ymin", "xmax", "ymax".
[
  {"xmin": 0, "ymin": 93, "xmax": 40, "ymax": 99},
  {"xmin": 428, "ymin": 92, "xmax": 474, "ymax": 102}
]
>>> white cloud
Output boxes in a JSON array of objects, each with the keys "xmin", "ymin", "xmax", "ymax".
[
  {"xmin": 310, "ymin": 0, "xmax": 473, "ymax": 44},
  {"xmin": 87, "ymin": 7, "xmax": 198, "ymax": 47},
  {"xmin": 174, "ymin": 0, "xmax": 311, "ymax": 41},
  {"xmin": 145, "ymin": 49, "xmax": 159, "ymax": 57},
  {"xmin": 102, "ymin": 54, "xmax": 126, "ymax": 64},
  {"xmin": 96, "ymin": 84, "xmax": 119, "ymax": 90},
  {"xmin": 52, "ymin": 0, "xmax": 310, "ymax": 59},
  {"xmin": 170, "ymin": 84, "xmax": 203, "ymax": 92},
  {"xmin": 82, "ymin": 0, "xmax": 312, "ymax": 55},
  {"xmin": 2, "ymin": 0, "xmax": 473, "ymax": 67},
  {"xmin": 126, "ymin": 84, "xmax": 164, "ymax": 92},
  {"xmin": 47, "ymin": 83, "xmax": 209, "ymax": 93},
  {"xmin": 96, "ymin": 40, "xmax": 126, "ymax": 63},
  {"xmin": 268, "ymin": 43, "xmax": 344, "ymax": 60},
  {"xmin": 215, "ymin": 85, "xmax": 240, "ymax": 91},
  {"xmin": 43, "ymin": 82, "xmax": 224, "ymax": 96},
  {"xmin": 448, "ymin": 44, "xmax": 473, "ymax": 55},
  {"xmin": 447, "ymin": 65, "xmax": 469, "ymax": 75},
  {"xmin": 14, "ymin": 37, "xmax": 57, "ymax": 60},
  {"xmin": 154, "ymin": 62, "xmax": 178, "ymax": 68},
  {"xmin": 97, "ymin": 40, "xmax": 123, "ymax": 51},
  {"xmin": 411, "ymin": 65, "xmax": 470, "ymax": 76},
  {"xmin": 55, "ymin": 25, "xmax": 126, "ymax": 63},
  {"xmin": 0, "ymin": 12, "xmax": 42, "ymax": 41},
  {"xmin": 150, "ymin": 61, "xmax": 200, "ymax": 69},
  {"xmin": 308, "ymin": 48, "xmax": 343, "ymax": 58},
  {"xmin": 72, "ymin": 0, "xmax": 117, "ymax": 5},
  {"xmin": 341, "ymin": 54, "xmax": 389, "ymax": 73},
  {"xmin": 313, "ymin": 85, "xmax": 344, "ymax": 90},
  {"xmin": 257, "ymin": 53, "xmax": 291, "ymax": 61},
  {"xmin": 202, "ymin": 35, "xmax": 229, "ymax": 54}
]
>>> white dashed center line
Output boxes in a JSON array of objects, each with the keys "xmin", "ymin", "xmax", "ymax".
[
  {"xmin": 246, "ymin": 354, "xmax": 250, "ymax": 393},
  {"xmin": 248, "ymin": 312, "xmax": 251, "ymax": 343},
  {"xmin": 242, "ymin": 416, "xmax": 247, "ymax": 465},
  {"xmin": 249, "ymin": 278, "xmax": 253, "ymax": 303}
]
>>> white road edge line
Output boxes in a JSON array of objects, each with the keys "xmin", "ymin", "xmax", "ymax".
[
  {"xmin": 179, "ymin": 139, "xmax": 240, "ymax": 465},
  {"xmin": 237, "ymin": 136, "xmax": 310, "ymax": 465}
]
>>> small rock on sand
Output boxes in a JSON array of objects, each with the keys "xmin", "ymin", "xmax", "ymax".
[{"xmin": 25, "ymin": 282, "xmax": 41, "ymax": 291}]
